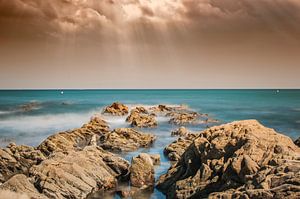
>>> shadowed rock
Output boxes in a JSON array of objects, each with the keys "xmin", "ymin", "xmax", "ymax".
[
  {"xmin": 103, "ymin": 102, "xmax": 129, "ymax": 116},
  {"xmin": 295, "ymin": 137, "xmax": 300, "ymax": 147},
  {"xmin": 157, "ymin": 120, "xmax": 300, "ymax": 199},
  {"xmin": 0, "ymin": 143, "xmax": 45, "ymax": 183},
  {"xmin": 99, "ymin": 128, "xmax": 156, "ymax": 152}
]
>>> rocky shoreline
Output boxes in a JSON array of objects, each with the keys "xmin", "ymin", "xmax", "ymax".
[{"xmin": 0, "ymin": 102, "xmax": 299, "ymax": 199}]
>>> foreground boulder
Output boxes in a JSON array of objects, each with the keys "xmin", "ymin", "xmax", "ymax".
[
  {"xmin": 0, "ymin": 174, "xmax": 46, "ymax": 199},
  {"xmin": 130, "ymin": 153, "xmax": 155, "ymax": 188},
  {"xmin": 29, "ymin": 146, "xmax": 130, "ymax": 199},
  {"xmin": 99, "ymin": 128, "xmax": 156, "ymax": 152},
  {"xmin": 157, "ymin": 120, "xmax": 300, "ymax": 199},
  {"xmin": 103, "ymin": 102, "xmax": 129, "ymax": 116},
  {"xmin": 38, "ymin": 116, "xmax": 110, "ymax": 155},
  {"xmin": 0, "ymin": 143, "xmax": 45, "ymax": 183},
  {"xmin": 126, "ymin": 108, "xmax": 157, "ymax": 128}
]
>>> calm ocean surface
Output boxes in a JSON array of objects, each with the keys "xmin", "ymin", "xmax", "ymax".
[{"xmin": 0, "ymin": 89, "xmax": 299, "ymax": 198}]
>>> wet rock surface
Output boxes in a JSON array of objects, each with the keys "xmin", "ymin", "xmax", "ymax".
[
  {"xmin": 157, "ymin": 120, "xmax": 300, "ymax": 199},
  {"xmin": 130, "ymin": 153, "xmax": 155, "ymax": 188},
  {"xmin": 103, "ymin": 102, "xmax": 129, "ymax": 116},
  {"xmin": 99, "ymin": 128, "xmax": 156, "ymax": 152}
]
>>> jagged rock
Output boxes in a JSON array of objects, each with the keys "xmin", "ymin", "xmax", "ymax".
[
  {"xmin": 168, "ymin": 112, "xmax": 199, "ymax": 125},
  {"xmin": 295, "ymin": 137, "xmax": 300, "ymax": 147},
  {"xmin": 149, "ymin": 104, "xmax": 188, "ymax": 114},
  {"xmin": 0, "ymin": 190, "xmax": 30, "ymax": 199},
  {"xmin": 0, "ymin": 143, "xmax": 45, "ymax": 183},
  {"xmin": 29, "ymin": 146, "xmax": 130, "ymax": 199},
  {"xmin": 157, "ymin": 120, "xmax": 300, "ymax": 199},
  {"xmin": 19, "ymin": 102, "xmax": 40, "ymax": 112},
  {"xmin": 130, "ymin": 153, "xmax": 155, "ymax": 188},
  {"xmin": 149, "ymin": 154, "xmax": 161, "ymax": 165},
  {"xmin": 0, "ymin": 174, "xmax": 46, "ymax": 199},
  {"xmin": 99, "ymin": 128, "xmax": 156, "ymax": 152},
  {"xmin": 126, "ymin": 107, "xmax": 157, "ymax": 128},
  {"xmin": 38, "ymin": 116, "xmax": 110, "ymax": 156},
  {"xmin": 171, "ymin": 126, "xmax": 190, "ymax": 137},
  {"xmin": 164, "ymin": 133, "xmax": 198, "ymax": 161},
  {"xmin": 103, "ymin": 102, "xmax": 129, "ymax": 116}
]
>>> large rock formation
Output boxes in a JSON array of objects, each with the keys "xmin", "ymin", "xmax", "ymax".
[
  {"xmin": 99, "ymin": 128, "xmax": 156, "ymax": 152},
  {"xmin": 157, "ymin": 120, "xmax": 300, "ymax": 199},
  {"xmin": 130, "ymin": 153, "xmax": 155, "ymax": 188},
  {"xmin": 29, "ymin": 146, "xmax": 130, "ymax": 199},
  {"xmin": 164, "ymin": 133, "xmax": 198, "ymax": 161},
  {"xmin": 168, "ymin": 112, "xmax": 200, "ymax": 125},
  {"xmin": 103, "ymin": 102, "xmax": 129, "ymax": 116},
  {"xmin": 38, "ymin": 116, "xmax": 110, "ymax": 155},
  {"xmin": 0, "ymin": 143, "xmax": 45, "ymax": 183},
  {"xmin": 0, "ymin": 174, "xmax": 46, "ymax": 199}
]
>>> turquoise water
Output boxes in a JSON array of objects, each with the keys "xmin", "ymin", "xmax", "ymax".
[{"xmin": 0, "ymin": 89, "xmax": 299, "ymax": 198}]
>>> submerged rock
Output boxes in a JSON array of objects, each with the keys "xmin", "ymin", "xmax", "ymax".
[
  {"xmin": 0, "ymin": 174, "xmax": 46, "ymax": 199},
  {"xmin": 130, "ymin": 153, "xmax": 155, "ymax": 188},
  {"xmin": 157, "ymin": 120, "xmax": 300, "ymax": 199},
  {"xmin": 38, "ymin": 116, "xmax": 110, "ymax": 156},
  {"xmin": 29, "ymin": 146, "xmax": 130, "ymax": 199},
  {"xmin": 0, "ymin": 143, "xmax": 45, "ymax": 183},
  {"xmin": 99, "ymin": 128, "xmax": 156, "ymax": 152},
  {"xmin": 103, "ymin": 102, "xmax": 129, "ymax": 116}
]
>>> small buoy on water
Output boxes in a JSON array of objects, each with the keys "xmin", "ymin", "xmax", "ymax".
[
  {"xmin": 276, "ymin": 90, "xmax": 280, "ymax": 93},
  {"xmin": 61, "ymin": 91, "xmax": 64, "ymax": 95}
]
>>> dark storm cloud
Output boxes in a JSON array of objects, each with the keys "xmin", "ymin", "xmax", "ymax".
[{"xmin": 0, "ymin": 0, "xmax": 299, "ymax": 41}]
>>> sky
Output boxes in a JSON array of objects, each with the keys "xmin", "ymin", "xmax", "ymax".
[{"xmin": 0, "ymin": 0, "xmax": 300, "ymax": 89}]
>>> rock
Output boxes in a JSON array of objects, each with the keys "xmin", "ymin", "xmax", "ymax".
[
  {"xmin": 99, "ymin": 128, "xmax": 156, "ymax": 152},
  {"xmin": 29, "ymin": 146, "xmax": 130, "ymax": 199},
  {"xmin": 0, "ymin": 190, "xmax": 30, "ymax": 199},
  {"xmin": 157, "ymin": 120, "xmax": 300, "ymax": 199},
  {"xmin": 19, "ymin": 102, "xmax": 40, "ymax": 112},
  {"xmin": 126, "ymin": 108, "xmax": 157, "ymax": 128},
  {"xmin": 130, "ymin": 153, "xmax": 155, "ymax": 188},
  {"xmin": 149, "ymin": 104, "xmax": 188, "ymax": 114},
  {"xmin": 103, "ymin": 102, "xmax": 129, "ymax": 116},
  {"xmin": 171, "ymin": 126, "xmax": 190, "ymax": 137},
  {"xmin": 168, "ymin": 112, "xmax": 199, "ymax": 125},
  {"xmin": 149, "ymin": 154, "xmax": 161, "ymax": 165},
  {"xmin": 294, "ymin": 137, "xmax": 300, "ymax": 147},
  {"xmin": 0, "ymin": 143, "xmax": 46, "ymax": 183},
  {"xmin": 164, "ymin": 133, "xmax": 198, "ymax": 161},
  {"xmin": 38, "ymin": 115, "xmax": 110, "ymax": 156},
  {"xmin": 0, "ymin": 174, "xmax": 46, "ymax": 199}
]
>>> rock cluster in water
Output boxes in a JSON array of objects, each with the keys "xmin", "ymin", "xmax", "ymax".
[{"xmin": 0, "ymin": 102, "xmax": 299, "ymax": 199}]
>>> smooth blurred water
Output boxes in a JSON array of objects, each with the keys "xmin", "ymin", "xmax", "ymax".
[{"xmin": 0, "ymin": 89, "xmax": 299, "ymax": 198}]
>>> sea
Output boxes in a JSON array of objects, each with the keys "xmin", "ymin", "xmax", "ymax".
[{"xmin": 0, "ymin": 89, "xmax": 299, "ymax": 198}]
